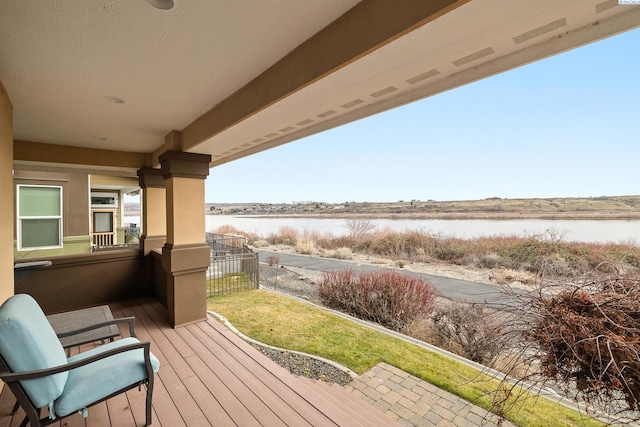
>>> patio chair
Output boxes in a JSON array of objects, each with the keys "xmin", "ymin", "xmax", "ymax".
[{"xmin": 0, "ymin": 294, "xmax": 159, "ymax": 426}]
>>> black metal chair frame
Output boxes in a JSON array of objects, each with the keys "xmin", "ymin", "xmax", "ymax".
[{"xmin": 0, "ymin": 317, "xmax": 155, "ymax": 427}]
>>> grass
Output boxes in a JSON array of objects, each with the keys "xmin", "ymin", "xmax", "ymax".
[
  {"xmin": 206, "ymin": 272, "xmax": 251, "ymax": 295},
  {"xmin": 207, "ymin": 289, "xmax": 604, "ymax": 427}
]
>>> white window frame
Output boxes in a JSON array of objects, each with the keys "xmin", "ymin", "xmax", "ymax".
[
  {"xmin": 90, "ymin": 192, "xmax": 118, "ymax": 209},
  {"xmin": 91, "ymin": 209, "xmax": 116, "ymax": 233},
  {"xmin": 16, "ymin": 184, "xmax": 63, "ymax": 251}
]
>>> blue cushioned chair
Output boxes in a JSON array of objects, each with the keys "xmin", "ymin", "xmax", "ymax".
[{"xmin": 0, "ymin": 294, "xmax": 159, "ymax": 426}]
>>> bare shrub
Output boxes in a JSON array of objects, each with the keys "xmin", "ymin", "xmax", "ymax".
[
  {"xmin": 495, "ymin": 272, "xmax": 640, "ymax": 420},
  {"xmin": 213, "ymin": 224, "xmax": 246, "ymax": 236},
  {"xmin": 472, "ymin": 252, "xmax": 513, "ymax": 269},
  {"xmin": 318, "ymin": 270, "xmax": 437, "ymax": 331},
  {"xmin": 431, "ymin": 300, "xmax": 507, "ymax": 365},
  {"xmin": 532, "ymin": 253, "xmax": 572, "ymax": 276},
  {"xmin": 265, "ymin": 256, "xmax": 279, "ymax": 267},
  {"xmin": 432, "ymin": 235, "xmax": 467, "ymax": 264},
  {"xmin": 296, "ymin": 239, "xmax": 316, "ymax": 255},
  {"xmin": 334, "ymin": 247, "xmax": 353, "ymax": 260},
  {"xmin": 395, "ymin": 259, "xmax": 407, "ymax": 268},
  {"xmin": 404, "ymin": 315, "xmax": 436, "ymax": 342},
  {"xmin": 345, "ymin": 218, "xmax": 376, "ymax": 241},
  {"xmin": 489, "ymin": 267, "xmax": 535, "ymax": 286},
  {"xmin": 251, "ymin": 239, "xmax": 269, "ymax": 248},
  {"xmin": 267, "ymin": 226, "xmax": 299, "ymax": 245},
  {"xmin": 301, "ymin": 230, "xmax": 321, "ymax": 241},
  {"xmin": 367, "ymin": 231, "xmax": 410, "ymax": 258},
  {"xmin": 530, "ymin": 274, "xmax": 640, "ymax": 412}
]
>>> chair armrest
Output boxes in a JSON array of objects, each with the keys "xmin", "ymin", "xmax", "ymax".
[
  {"xmin": 56, "ymin": 317, "xmax": 136, "ymax": 339},
  {"xmin": 0, "ymin": 341, "xmax": 152, "ymax": 383}
]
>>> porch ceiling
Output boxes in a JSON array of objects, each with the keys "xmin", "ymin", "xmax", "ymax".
[{"xmin": 2, "ymin": 0, "xmax": 639, "ymax": 172}]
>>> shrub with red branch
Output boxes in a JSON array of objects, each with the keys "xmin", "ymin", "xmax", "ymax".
[
  {"xmin": 524, "ymin": 274, "xmax": 640, "ymax": 413},
  {"xmin": 318, "ymin": 269, "xmax": 437, "ymax": 331}
]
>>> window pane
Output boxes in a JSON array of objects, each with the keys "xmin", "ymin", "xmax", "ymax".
[
  {"xmin": 93, "ymin": 212, "xmax": 113, "ymax": 232},
  {"xmin": 21, "ymin": 219, "xmax": 60, "ymax": 248},
  {"xmin": 91, "ymin": 196, "xmax": 116, "ymax": 206},
  {"xmin": 19, "ymin": 186, "xmax": 61, "ymax": 217}
]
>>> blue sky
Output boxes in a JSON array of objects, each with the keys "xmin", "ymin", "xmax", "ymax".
[{"xmin": 206, "ymin": 28, "xmax": 640, "ymax": 204}]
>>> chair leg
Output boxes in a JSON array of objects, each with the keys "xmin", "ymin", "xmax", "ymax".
[
  {"xmin": 22, "ymin": 405, "xmax": 40, "ymax": 427},
  {"xmin": 145, "ymin": 379, "xmax": 154, "ymax": 426}
]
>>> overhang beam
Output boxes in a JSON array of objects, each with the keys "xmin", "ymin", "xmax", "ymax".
[
  {"xmin": 179, "ymin": 0, "xmax": 469, "ymax": 154},
  {"xmin": 14, "ymin": 140, "xmax": 147, "ymax": 170}
]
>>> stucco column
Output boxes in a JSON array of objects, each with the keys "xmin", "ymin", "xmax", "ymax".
[
  {"xmin": 0, "ymin": 80, "xmax": 13, "ymax": 304},
  {"xmin": 137, "ymin": 168, "xmax": 166, "ymax": 255},
  {"xmin": 159, "ymin": 150, "xmax": 211, "ymax": 327}
]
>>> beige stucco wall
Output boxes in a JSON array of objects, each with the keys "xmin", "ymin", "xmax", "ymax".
[
  {"xmin": 90, "ymin": 175, "xmax": 138, "ymax": 188},
  {"xmin": 0, "ymin": 80, "xmax": 13, "ymax": 304},
  {"xmin": 144, "ymin": 187, "xmax": 166, "ymax": 237},
  {"xmin": 166, "ymin": 177, "xmax": 205, "ymax": 245}
]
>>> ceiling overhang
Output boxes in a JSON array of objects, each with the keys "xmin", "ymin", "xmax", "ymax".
[{"xmin": 2, "ymin": 0, "xmax": 638, "ymax": 173}]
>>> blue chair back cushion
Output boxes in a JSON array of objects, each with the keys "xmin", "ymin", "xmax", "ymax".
[
  {"xmin": 55, "ymin": 337, "xmax": 160, "ymax": 417},
  {"xmin": 0, "ymin": 294, "xmax": 68, "ymax": 408}
]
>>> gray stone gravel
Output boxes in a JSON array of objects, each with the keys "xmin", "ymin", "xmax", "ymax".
[{"xmin": 249, "ymin": 342, "xmax": 353, "ymax": 386}]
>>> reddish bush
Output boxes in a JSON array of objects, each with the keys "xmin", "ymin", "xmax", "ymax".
[
  {"xmin": 318, "ymin": 270, "xmax": 437, "ymax": 331},
  {"xmin": 524, "ymin": 274, "xmax": 640, "ymax": 413}
]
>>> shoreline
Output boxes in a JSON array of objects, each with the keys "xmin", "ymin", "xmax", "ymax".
[{"xmin": 212, "ymin": 211, "xmax": 640, "ymax": 220}]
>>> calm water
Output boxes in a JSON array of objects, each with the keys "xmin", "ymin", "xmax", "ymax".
[{"xmin": 125, "ymin": 215, "xmax": 640, "ymax": 243}]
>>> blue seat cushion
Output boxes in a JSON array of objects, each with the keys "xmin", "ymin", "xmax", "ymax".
[
  {"xmin": 0, "ymin": 294, "xmax": 68, "ymax": 408},
  {"xmin": 54, "ymin": 337, "xmax": 160, "ymax": 417}
]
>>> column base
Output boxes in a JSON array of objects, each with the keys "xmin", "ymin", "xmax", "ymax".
[{"xmin": 161, "ymin": 243, "xmax": 210, "ymax": 327}]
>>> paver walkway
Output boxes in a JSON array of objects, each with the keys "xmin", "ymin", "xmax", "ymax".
[{"xmin": 346, "ymin": 363, "xmax": 515, "ymax": 427}]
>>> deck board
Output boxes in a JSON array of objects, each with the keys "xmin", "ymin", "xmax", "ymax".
[
  {"xmin": 0, "ymin": 298, "xmax": 398, "ymax": 427},
  {"xmin": 179, "ymin": 321, "xmax": 314, "ymax": 427}
]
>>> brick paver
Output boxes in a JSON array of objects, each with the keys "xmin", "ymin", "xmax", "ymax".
[{"xmin": 345, "ymin": 362, "xmax": 515, "ymax": 427}]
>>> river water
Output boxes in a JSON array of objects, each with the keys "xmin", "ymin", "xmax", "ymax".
[{"xmin": 125, "ymin": 215, "xmax": 640, "ymax": 244}]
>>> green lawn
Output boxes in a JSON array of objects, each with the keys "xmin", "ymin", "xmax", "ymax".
[
  {"xmin": 207, "ymin": 290, "xmax": 603, "ymax": 427},
  {"xmin": 207, "ymin": 272, "xmax": 252, "ymax": 295}
]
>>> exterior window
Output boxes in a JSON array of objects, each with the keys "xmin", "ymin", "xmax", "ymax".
[
  {"xmin": 17, "ymin": 185, "xmax": 63, "ymax": 250},
  {"xmin": 93, "ymin": 211, "xmax": 114, "ymax": 233},
  {"xmin": 91, "ymin": 192, "xmax": 118, "ymax": 208}
]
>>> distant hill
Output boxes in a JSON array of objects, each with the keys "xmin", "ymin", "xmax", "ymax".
[
  {"xmin": 201, "ymin": 196, "xmax": 640, "ymax": 220},
  {"xmin": 125, "ymin": 196, "xmax": 640, "ymax": 220}
]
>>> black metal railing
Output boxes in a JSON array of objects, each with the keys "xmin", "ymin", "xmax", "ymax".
[
  {"xmin": 125, "ymin": 225, "xmax": 141, "ymax": 244},
  {"xmin": 206, "ymin": 234, "xmax": 259, "ymax": 295}
]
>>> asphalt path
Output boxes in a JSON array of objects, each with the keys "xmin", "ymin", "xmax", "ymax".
[{"xmin": 256, "ymin": 249, "xmax": 522, "ymax": 308}]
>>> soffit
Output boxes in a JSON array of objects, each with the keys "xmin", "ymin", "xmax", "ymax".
[
  {"xmin": 1, "ymin": 0, "xmax": 639, "ymax": 170},
  {"xmin": 199, "ymin": 0, "xmax": 640, "ymax": 166}
]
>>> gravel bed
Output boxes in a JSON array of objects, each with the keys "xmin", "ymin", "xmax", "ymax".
[{"xmin": 249, "ymin": 342, "xmax": 353, "ymax": 386}]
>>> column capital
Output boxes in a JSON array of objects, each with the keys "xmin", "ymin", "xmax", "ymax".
[
  {"xmin": 159, "ymin": 150, "xmax": 211, "ymax": 180},
  {"xmin": 137, "ymin": 167, "xmax": 165, "ymax": 188}
]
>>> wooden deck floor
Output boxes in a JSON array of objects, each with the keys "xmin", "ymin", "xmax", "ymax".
[{"xmin": 0, "ymin": 298, "xmax": 397, "ymax": 426}]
